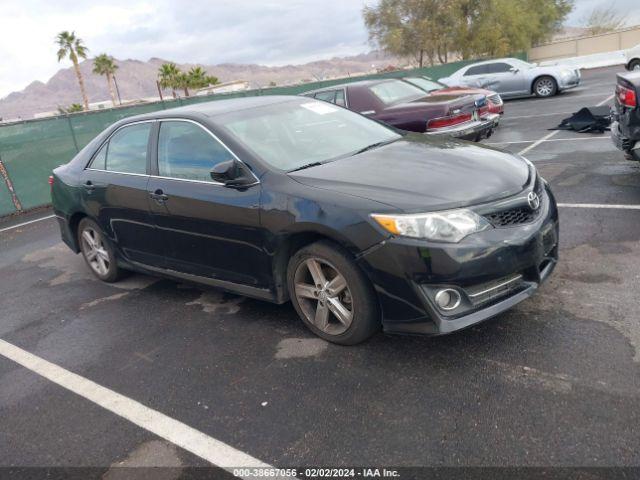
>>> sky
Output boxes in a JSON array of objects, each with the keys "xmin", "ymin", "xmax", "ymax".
[{"xmin": 0, "ymin": 0, "xmax": 638, "ymax": 99}]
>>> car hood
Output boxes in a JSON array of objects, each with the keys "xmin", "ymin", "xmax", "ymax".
[{"xmin": 289, "ymin": 135, "xmax": 531, "ymax": 213}]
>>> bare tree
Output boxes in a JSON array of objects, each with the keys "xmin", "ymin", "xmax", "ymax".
[{"xmin": 582, "ymin": 5, "xmax": 626, "ymax": 36}]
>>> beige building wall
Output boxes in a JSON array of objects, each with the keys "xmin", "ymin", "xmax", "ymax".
[{"xmin": 529, "ymin": 25, "xmax": 640, "ymax": 62}]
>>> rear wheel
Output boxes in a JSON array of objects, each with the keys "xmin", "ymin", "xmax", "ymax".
[
  {"xmin": 287, "ymin": 241, "xmax": 380, "ymax": 345},
  {"xmin": 629, "ymin": 59, "xmax": 640, "ymax": 71},
  {"xmin": 533, "ymin": 76, "xmax": 557, "ymax": 97},
  {"xmin": 78, "ymin": 218, "xmax": 124, "ymax": 282}
]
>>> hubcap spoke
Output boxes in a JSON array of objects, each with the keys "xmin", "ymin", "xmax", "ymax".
[
  {"xmin": 306, "ymin": 259, "xmax": 327, "ymax": 287},
  {"xmin": 295, "ymin": 283, "xmax": 318, "ymax": 299},
  {"xmin": 326, "ymin": 274, "xmax": 347, "ymax": 297},
  {"xmin": 314, "ymin": 302, "xmax": 330, "ymax": 331},
  {"xmin": 327, "ymin": 297, "xmax": 353, "ymax": 326},
  {"xmin": 96, "ymin": 256, "xmax": 108, "ymax": 275},
  {"xmin": 82, "ymin": 230, "xmax": 96, "ymax": 248}
]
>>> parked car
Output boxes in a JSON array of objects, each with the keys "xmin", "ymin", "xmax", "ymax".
[
  {"xmin": 51, "ymin": 96, "xmax": 558, "ymax": 345},
  {"xmin": 402, "ymin": 76, "xmax": 504, "ymax": 117},
  {"xmin": 624, "ymin": 43, "xmax": 640, "ymax": 71},
  {"xmin": 439, "ymin": 58, "xmax": 581, "ymax": 98},
  {"xmin": 611, "ymin": 70, "xmax": 640, "ymax": 161},
  {"xmin": 303, "ymin": 79, "xmax": 497, "ymax": 141}
]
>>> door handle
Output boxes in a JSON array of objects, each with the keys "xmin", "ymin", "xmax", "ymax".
[
  {"xmin": 84, "ymin": 181, "xmax": 95, "ymax": 193},
  {"xmin": 149, "ymin": 189, "xmax": 169, "ymax": 203}
]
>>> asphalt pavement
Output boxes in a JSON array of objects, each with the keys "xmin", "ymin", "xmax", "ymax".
[{"xmin": 1, "ymin": 65, "xmax": 639, "ymax": 478}]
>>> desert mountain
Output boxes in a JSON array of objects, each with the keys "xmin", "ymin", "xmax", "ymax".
[{"xmin": 0, "ymin": 51, "xmax": 401, "ymax": 120}]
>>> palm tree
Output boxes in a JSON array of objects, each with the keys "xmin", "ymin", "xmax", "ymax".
[
  {"xmin": 56, "ymin": 31, "xmax": 89, "ymax": 110},
  {"xmin": 158, "ymin": 62, "xmax": 180, "ymax": 99},
  {"xmin": 176, "ymin": 72, "xmax": 191, "ymax": 97},
  {"xmin": 186, "ymin": 66, "xmax": 219, "ymax": 92},
  {"xmin": 93, "ymin": 54, "xmax": 118, "ymax": 106}
]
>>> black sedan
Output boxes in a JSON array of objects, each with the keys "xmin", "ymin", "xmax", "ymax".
[{"xmin": 51, "ymin": 96, "xmax": 558, "ymax": 345}]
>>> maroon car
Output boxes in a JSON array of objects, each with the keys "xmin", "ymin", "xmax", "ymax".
[
  {"xmin": 303, "ymin": 79, "xmax": 496, "ymax": 141},
  {"xmin": 402, "ymin": 76, "xmax": 504, "ymax": 116}
]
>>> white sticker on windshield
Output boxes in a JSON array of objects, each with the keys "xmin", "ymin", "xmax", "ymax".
[{"xmin": 301, "ymin": 102, "xmax": 338, "ymax": 115}]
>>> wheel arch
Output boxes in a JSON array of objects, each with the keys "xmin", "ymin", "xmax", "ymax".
[
  {"xmin": 531, "ymin": 74, "xmax": 558, "ymax": 94},
  {"xmin": 627, "ymin": 58, "xmax": 640, "ymax": 70},
  {"xmin": 270, "ymin": 225, "xmax": 362, "ymax": 303},
  {"xmin": 67, "ymin": 211, "xmax": 89, "ymax": 253}
]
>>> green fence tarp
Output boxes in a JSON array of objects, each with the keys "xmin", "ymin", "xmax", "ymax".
[{"xmin": 0, "ymin": 53, "xmax": 527, "ymax": 215}]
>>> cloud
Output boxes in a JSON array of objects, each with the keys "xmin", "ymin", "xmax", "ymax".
[{"xmin": 0, "ymin": 0, "xmax": 369, "ymax": 98}]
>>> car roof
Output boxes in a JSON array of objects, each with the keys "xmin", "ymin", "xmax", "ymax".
[
  {"xmin": 462, "ymin": 58, "xmax": 521, "ymax": 68},
  {"xmin": 302, "ymin": 78, "xmax": 399, "ymax": 95},
  {"xmin": 114, "ymin": 95, "xmax": 299, "ymax": 124}
]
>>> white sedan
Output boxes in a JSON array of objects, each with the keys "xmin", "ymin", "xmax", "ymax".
[{"xmin": 439, "ymin": 57, "xmax": 581, "ymax": 99}]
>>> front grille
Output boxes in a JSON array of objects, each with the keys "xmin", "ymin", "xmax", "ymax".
[
  {"xmin": 484, "ymin": 174, "xmax": 545, "ymax": 227},
  {"xmin": 486, "ymin": 207, "xmax": 536, "ymax": 227},
  {"xmin": 488, "ymin": 93, "xmax": 502, "ymax": 105}
]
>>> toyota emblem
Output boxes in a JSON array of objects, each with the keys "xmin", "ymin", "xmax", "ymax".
[{"xmin": 527, "ymin": 191, "xmax": 540, "ymax": 210}]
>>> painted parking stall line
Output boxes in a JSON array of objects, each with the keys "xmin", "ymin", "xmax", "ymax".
[
  {"xmin": 0, "ymin": 338, "xmax": 274, "ymax": 478},
  {"xmin": 558, "ymin": 203, "xmax": 640, "ymax": 210},
  {"xmin": 0, "ymin": 214, "xmax": 55, "ymax": 233},
  {"xmin": 486, "ymin": 136, "xmax": 610, "ymax": 146},
  {"xmin": 516, "ymin": 94, "xmax": 615, "ymax": 156}
]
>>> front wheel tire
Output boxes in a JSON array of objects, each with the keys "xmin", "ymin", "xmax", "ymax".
[
  {"xmin": 287, "ymin": 241, "xmax": 380, "ymax": 345},
  {"xmin": 629, "ymin": 59, "xmax": 640, "ymax": 71},
  {"xmin": 533, "ymin": 76, "xmax": 557, "ymax": 97},
  {"xmin": 78, "ymin": 218, "xmax": 124, "ymax": 283}
]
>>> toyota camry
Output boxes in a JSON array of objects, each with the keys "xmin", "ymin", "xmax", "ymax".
[{"xmin": 51, "ymin": 96, "xmax": 558, "ymax": 345}]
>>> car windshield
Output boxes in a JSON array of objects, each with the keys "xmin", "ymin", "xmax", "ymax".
[
  {"xmin": 217, "ymin": 99, "xmax": 401, "ymax": 171},
  {"xmin": 404, "ymin": 77, "xmax": 445, "ymax": 93},
  {"xmin": 368, "ymin": 80, "xmax": 426, "ymax": 104}
]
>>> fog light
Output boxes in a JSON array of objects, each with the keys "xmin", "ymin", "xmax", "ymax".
[{"xmin": 434, "ymin": 288, "xmax": 461, "ymax": 311}]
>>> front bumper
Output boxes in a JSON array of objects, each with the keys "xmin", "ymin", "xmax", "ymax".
[
  {"xmin": 425, "ymin": 117, "xmax": 494, "ymax": 141},
  {"xmin": 357, "ymin": 184, "xmax": 559, "ymax": 335},
  {"xmin": 559, "ymin": 75, "xmax": 580, "ymax": 90},
  {"xmin": 483, "ymin": 112, "xmax": 501, "ymax": 127}
]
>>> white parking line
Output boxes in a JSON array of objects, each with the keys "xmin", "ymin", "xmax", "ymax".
[
  {"xmin": 0, "ymin": 214, "xmax": 55, "ymax": 233},
  {"xmin": 558, "ymin": 203, "xmax": 640, "ymax": 210},
  {"xmin": 0, "ymin": 338, "xmax": 273, "ymax": 476},
  {"xmin": 486, "ymin": 137, "xmax": 609, "ymax": 146},
  {"xmin": 517, "ymin": 94, "xmax": 614, "ymax": 156}
]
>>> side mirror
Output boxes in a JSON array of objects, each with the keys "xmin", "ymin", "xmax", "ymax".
[
  {"xmin": 510, "ymin": 67, "xmax": 520, "ymax": 73},
  {"xmin": 210, "ymin": 160, "xmax": 254, "ymax": 186}
]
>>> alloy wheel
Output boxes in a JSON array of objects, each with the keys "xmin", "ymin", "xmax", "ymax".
[
  {"xmin": 536, "ymin": 78, "xmax": 554, "ymax": 97},
  {"xmin": 294, "ymin": 257, "xmax": 354, "ymax": 336},
  {"xmin": 80, "ymin": 227, "xmax": 110, "ymax": 276}
]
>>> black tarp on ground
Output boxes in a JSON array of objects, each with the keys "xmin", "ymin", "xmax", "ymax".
[{"xmin": 552, "ymin": 106, "xmax": 612, "ymax": 133}]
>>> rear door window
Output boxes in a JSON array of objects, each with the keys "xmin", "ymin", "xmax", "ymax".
[
  {"xmin": 464, "ymin": 65, "xmax": 490, "ymax": 76},
  {"xmin": 488, "ymin": 62, "xmax": 512, "ymax": 73},
  {"xmin": 105, "ymin": 123, "xmax": 151, "ymax": 174},
  {"xmin": 334, "ymin": 89, "xmax": 346, "ymax": 107},
  {"xmin": 157, "ymin": 121, "xmax": 233, "ymax": 182}
]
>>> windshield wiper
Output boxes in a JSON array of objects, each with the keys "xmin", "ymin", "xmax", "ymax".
[
  {"xmin": 288, "ymin": 162, "xmax": 322, "ymax": 173},
  {"xmin": 352, "ymin": 139, "xmax": 397, "ymax": 156}
]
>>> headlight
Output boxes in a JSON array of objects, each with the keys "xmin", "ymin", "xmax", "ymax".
[
  {"xmin": 371, "ymin": 209, "xmax": 491, "ymax": 243},
  {"xmin": 560, "ymin": 70, "xmax": 571, "ymax": 78}
]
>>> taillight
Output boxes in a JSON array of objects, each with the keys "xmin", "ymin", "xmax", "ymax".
[
  {"xmin": 48, "ymin": 175, "xmax": 54, "ymax": 191},
  {"xmin": 427, "ymin": 112, "xmax": 472, "ymax": 130},
  {"xmin": 616, "ymin": 84, "xmax": 637, "ymax": 108}
]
